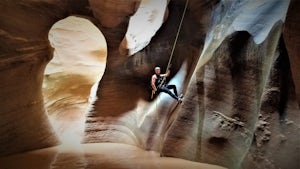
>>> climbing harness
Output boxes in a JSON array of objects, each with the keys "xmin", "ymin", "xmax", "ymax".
[{"xmin": 151, "ymin": 0, "xmax": 189, "ymax": 99}]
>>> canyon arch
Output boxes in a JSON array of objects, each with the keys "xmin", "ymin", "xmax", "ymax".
[{"xmin": 44, "ymin": 16, "xmax": 107, "ymax": 144}]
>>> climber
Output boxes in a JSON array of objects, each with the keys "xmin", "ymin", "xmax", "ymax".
[{"xmin": 151, "ymin": 66, "xmax": 183, "ymax": 103}]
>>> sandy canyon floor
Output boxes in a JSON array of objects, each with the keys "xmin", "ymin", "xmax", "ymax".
[{"xmin": 0, "ymin": 143, "xmax": 226, "ymax": 169}]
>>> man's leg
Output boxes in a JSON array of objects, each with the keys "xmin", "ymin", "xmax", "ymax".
[
  {"xmin": 166, "ymin": 84, "xmax": 179, "ymax": 96},
  {"xmin": 166, "ymin": 84, "xmax": 183, "ymax": 100},
  {"xmin": 159, "ymin": 86, "xmax": 179, "ymax": 100}
]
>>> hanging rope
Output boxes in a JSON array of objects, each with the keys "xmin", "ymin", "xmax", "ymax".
[
  {"xmin": 161, "ymin": 0, "xmax": 189, "ymax": 85},
  {"xmin": 166, "ymin": 0, "xmax": 189, "ymax": 70},
  {"xmin": 151, "ymin": 0, "xmax": 189, "ymax": 99}
]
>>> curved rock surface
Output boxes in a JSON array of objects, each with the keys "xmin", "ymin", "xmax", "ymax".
[
  {"xmin": 119, "ymin": 0, "xmax": 169, "ymax": 55},
  {"xmin": 45, "ymin": 16, "xmax": 107, "ymax": 144},
  {"xmin": 0, "ymin": 0, "xmax": 68, "ymax": 156},
  {"xmin": 88, "ymin": 0, "xmax": 140, "ymax": 27},
  {"xmin": 0, "ymin": 0, "xmax": 299, "ymax": 169}
]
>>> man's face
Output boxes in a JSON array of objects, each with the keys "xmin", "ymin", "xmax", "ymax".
[{"xmin": 155, "ymin": 69, "xmax": 161, "ymax": 74}]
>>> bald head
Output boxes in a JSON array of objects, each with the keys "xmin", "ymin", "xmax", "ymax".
[{"xmin": 154, "ymin": 66, "xmax": 161, "ymax": 74}]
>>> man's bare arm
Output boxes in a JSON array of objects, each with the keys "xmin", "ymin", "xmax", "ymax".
[
  {"xmin": 160, "ymin": 69, "xmax": 170, "ymax": 77},
  {"xmin": 151, "ymin": 75, "xmax": 157, "ymax": 91}
]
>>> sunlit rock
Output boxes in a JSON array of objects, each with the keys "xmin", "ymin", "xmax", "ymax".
[
  {"xmin": 44, "ymin": 16, "xmax": 107, "ymax": 144},
  {"xmin": 198, "ymin": 0, "xmax": 290, "ymax": 68},
  {"xmin": 119, "ymin": 0, "xmax": 169, "ymax": 56}
]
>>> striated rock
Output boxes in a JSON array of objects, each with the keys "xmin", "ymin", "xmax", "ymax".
[
  {"xmin": 0, "ymin": 0, "xmax": 69, "ymax": 156},
  {"xmin": 0, "ymin": 51, "xmax": 59, "ymax": 156},
  {"xmin": 160, "ymin": 1, "xmax": 298, "ymax": 169},
  {"xmin": 0, "ymin": 0, "xmax": 93, "ymax": 157},
  {"xmin": 162, "ymin": 27, "xmax": 284, "ymax": 168}
]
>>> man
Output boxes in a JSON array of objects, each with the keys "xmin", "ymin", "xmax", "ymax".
[{"xmin": 151, "ymin": 66, "xmax": 183, "ymax": 103}]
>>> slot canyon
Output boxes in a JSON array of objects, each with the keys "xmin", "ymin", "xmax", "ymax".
[{"xmin": 0, "ymin": 0, "xmax": 299, "ymax": 169}]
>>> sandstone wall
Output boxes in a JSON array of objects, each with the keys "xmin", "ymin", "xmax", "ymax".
[
  {"xmin": 0, "ymin": 0, "xmax": 91, "ymax": 156},
  {"xmin": 0, "ymin": 1, "xmax": 299, "ymax": 169}
]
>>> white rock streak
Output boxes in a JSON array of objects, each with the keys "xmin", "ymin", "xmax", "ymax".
[
  {"xmin": 120, "ymin": 0, "xmax": 168, "ymax": 56},
  {"xmin": 197, "ymin": 0, "xmax": 290, "ymax": 69}
]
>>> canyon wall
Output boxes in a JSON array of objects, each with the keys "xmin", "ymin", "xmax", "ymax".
[{"xmin": 0, "ymin": 0, "xmax": 299, "ymax": 169}]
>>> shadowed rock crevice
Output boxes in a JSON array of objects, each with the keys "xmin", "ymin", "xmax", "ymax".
[
  {"xmin": 229, "ymin": 31, "xmax": 251, "ymax": 77},
  {"xmin": 82, "ymin": 0, "xmax": 212, "ymax": 146},
  {"xmin": 283, "ymin": 0, "xmax": 300, "ymax": 107},
  {"xmin": 208, "ymin": 137, "xmax": 228, "ymax": 148},
  {"xmin": 273, "ymin": 36, "xmax": 291, "ymax": 123}
]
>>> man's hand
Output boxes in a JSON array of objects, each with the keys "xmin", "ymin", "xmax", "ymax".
[
  {"xmin": 165, "ymin": 69, "xmax": 170, "ymax": 76},
  {"xmin": 151, "ymin": 85, "xmax": 157, "ymax": 92}
]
